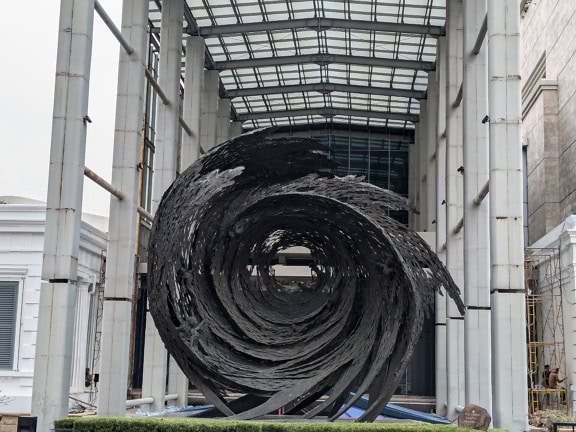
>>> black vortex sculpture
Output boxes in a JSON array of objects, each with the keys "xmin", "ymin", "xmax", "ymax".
[{"xmin": 148, "ymin": 129, "xmax": 464, "ymax": 422}]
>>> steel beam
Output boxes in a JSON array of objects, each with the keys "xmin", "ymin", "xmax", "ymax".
[
  {"xmin": 225, "ymin": 82, "xmax": 425, "ymax": 99},
  {"xmin": 237, "ymin": 108, "xmax": 418, "ymax": 122},
  {"xmin": 472, "ymin": 15, "xmax": 488, "ymax": 56},
  {"xmin": 213, "ymin": 54, "xmax": 435, "ymax": 72},
  {"xmin": 197, "ymin": 18, "xmax": 445, "ymax": 37}
]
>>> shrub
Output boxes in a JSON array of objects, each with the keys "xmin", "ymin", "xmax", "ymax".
[{"xmin": 54, "ymin": 417, "xmax": 473, "ymax": 432}]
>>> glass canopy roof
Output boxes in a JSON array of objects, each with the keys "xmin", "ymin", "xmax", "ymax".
[{"xmin": 149, "ymin": 0, "xmax": 446, "ymax": 131}]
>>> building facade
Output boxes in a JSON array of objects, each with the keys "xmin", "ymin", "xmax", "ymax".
[
  {"xmin": 0, "ymin": 197, "xmax": 107, "ymax": 414},
  {"xmin": 521, "ymin": 0, "xmax": 576, "ymax": 415}
]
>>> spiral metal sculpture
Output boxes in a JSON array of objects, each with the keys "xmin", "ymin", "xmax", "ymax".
[{"xmin": 148, "ymin": 129, "xmax": 464, "ymax": 422}]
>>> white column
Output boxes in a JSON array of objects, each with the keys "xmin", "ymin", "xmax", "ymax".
[
  {"xmin": 200, "ymin": 70, "xmax": 219, "ymax": 152},
  {"xmin": 216, "ymin": 98, "xmax": 231, "ymax": 145},
  {"xmin": 181, "ymin": 36, "xmax": 204, "ymax": 170},
  {"xmin": 463, "ymin": 0, "xmax": 492, "ymax": 412},
  {"xmin": 445, "ymin": 0, "xmax": 465, "ymax": 419},
  {"xmin": 427, "ymin": 72, "xmax": 438, "ymax": 232},
  {"xmin": 31, "ymin": 1, "xmax": 94, "ymax": 430},
  {"xmin": 435, "ymin": 37, "xmax": 448, "ymax": 417},
  {"xmin": 418, "ymin": 99, "xmax": 428, "ymax": 232},
  {"xmin": 143, "ymin": 0, "xmax": 184, "ymax": 413},
  {"xmin": 228, "ymin": 121, "xmax": 243, "ymax": 139},
  {"xmin": 97, "ymin": 0, "xmax": 149, "ymax": 416},
  {"xmin": 488, "ymin": 0, "xmax": 529, "ymax": 429}
]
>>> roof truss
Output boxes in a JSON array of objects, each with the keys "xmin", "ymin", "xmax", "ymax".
[{"xmin": 196, "ymin": 18, "xmax": 445, "ymax": 37}]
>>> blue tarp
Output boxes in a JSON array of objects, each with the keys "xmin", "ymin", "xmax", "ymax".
[{"xmin": 349, "ymin": 394, "xmax": 452, "ymax": 425}]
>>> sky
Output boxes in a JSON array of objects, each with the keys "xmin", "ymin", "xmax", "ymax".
[{"xmin": 1, "ymin": 1, "xmax": 123, "ymax": 216}]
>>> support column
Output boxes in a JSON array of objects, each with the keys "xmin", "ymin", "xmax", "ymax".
[
  {"xmin": 143, "ymin": 0, "xmax": 184, "ymax": 413},
  {"xmin": 409, "ymin": 138, "xmax": 417, "ymax": 229},
  {"xmin": 463, "ymin": 0, "xmax": 492, "ymax": 413},
  {"xmin": 487, "ymin": 0, "xmax": 529, "ymax": 429},
  {"xmin": 418, "ymin": 99, "xmax": 428, "ymax": 232},
  {"xmin": 411, "ymin": 125, "xmax": 421, "ymax": 230},
  {"xmin": 181, "ymin": 36, "xmax": 204, "ymax": 170},
  {"xmin": 96, "ymin": 0, "xmax": 148, "ymax": 416},
  {"xmin": 216, "ymin": 98, "xmax": 231, "ymax": 145},
  {"xmin": 435, "ymin": 36, "xmax": 448, "ymax": 417},
  {"xmin": 445, "ymin": 0, "xmax": 465, "ymax": 420},
  {"xmin": 427, "ymin": 72, "xmax": 438, "ymax": 232},
  {"xmin": 228, "ymin": 120, "xmax": 243, "ymax": 139},
  {"xmin": 31, "ymin": 1, "xmax": 94, "ymax": 430},
  {"xmin": 200, "ymin": 70, "xmax": 219, "ymax": 152}
]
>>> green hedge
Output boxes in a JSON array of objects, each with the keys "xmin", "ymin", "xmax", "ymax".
[{"xmin": 53, "ymin": 417, "xmax": 477, "ymax": 432}]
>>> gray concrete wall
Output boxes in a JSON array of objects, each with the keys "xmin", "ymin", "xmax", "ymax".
[{"xmin": 521, "ymin": 0, "xmax": 576, "ymax": 244}]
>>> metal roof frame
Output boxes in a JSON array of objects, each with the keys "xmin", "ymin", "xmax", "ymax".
[
  {"xmin": 196, "ymin": 17, "xmax": 445, "ymax": 37},
  {"xmin": 149, "ymin": 0, "xmax": 447, "ymax": 129}
]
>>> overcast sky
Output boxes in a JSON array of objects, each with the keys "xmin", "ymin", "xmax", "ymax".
[{"xmin": 1, "ymin": 1, "xmax": 123, "ymax": 216}]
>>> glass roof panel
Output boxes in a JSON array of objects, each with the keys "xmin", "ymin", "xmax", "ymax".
[{"xmin": 151, "ymin": 0, "xmax": 445, "ymax": 130}]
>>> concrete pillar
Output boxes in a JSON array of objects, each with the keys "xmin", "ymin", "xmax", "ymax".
[
  {"xmin": 463, "ymin": 0, "xmax": 492, "ymax": 413},
  {"xmin": 487, "ymin": 0, "xmax": 529, "ymax": 429},
  {"xmin": 435, "ymin": 37, "xmax": 448, "ymax": 417},
  {"xmin": 142, "ymin": 0, "xmax": 184, "ymax": 413},
  {"xmin": 216, "ymin": 98, "xmax": 231, "ymax": 145},
  {"xmin": 31, "ymin": 1, "xmax": 95, "ymax": 430},
  {"xmin": 181, "ymin": 36, "xmax": 204, "ymax": 170},
  {"xmin": 228, "ymin": 120, "xmax": 243, "ymax": 139},
  {"xmin": 200, "ymin": 70, "xmax": 219, "ymax": 152},
  {"xmin": 427, "ymin": 72, "xmax": 438, "ymax": 232},
  {"xmin": 445, "ymin": 0, "xmax": 465, "ymax": 419},
  {"xmin": 95, "ymin": 0, "xmax": 148, "ymax": 416},
  {"xmin": 419, "ymin": 99, "xmax": 428, "ymax": 232}
]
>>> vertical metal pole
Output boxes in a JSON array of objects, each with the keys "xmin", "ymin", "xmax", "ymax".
[
  {"xmin": 97, "ymin": 0, "xmax": 149, "ymax": 416},
  {"xmin": 463, "ymin": 0, "xmax": 492, "ymax": 413},
  {"xmin": 435, "ymin": 36, "xmax": 449, "ymax": 417},
  {"xmin": 142, "ymin": 0, "xmax": 184, "ymax": 413},
  {"xmin": 427, "ymin": 72, "xmax": 438, "ymax": 232},
  {"xmin": 419, "ymin": 100, "xmax": 428, "ymax": 232},
  {"xmin": 445, "ymin": 0, "xmax": 465, "ymax": 420},
  {"xmin": 200, "ymin": 70, "xmax": 219, "ymax": 152},
  {"xmin": 487, "ymin": 0, "xmax": 529, "ymax": 429},
  {"xmin": 216, "ymin": 98, "xmax": 231, "ymax": 145},
  {"xmin": 31, "ymin": 1, "xmax": 95, "ymax": 430},
  {"xmin": 181, "ymin": 36, "xmax": 204, "ymax": 170}
]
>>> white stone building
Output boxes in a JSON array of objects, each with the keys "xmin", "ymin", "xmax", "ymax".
[
  {"xmin": 521, "ymin": 0, "xmax": 576, "ymax": 415},
  {"xmin": 0, "ymin": 197, "xmax": 107, "ymax": 414}
]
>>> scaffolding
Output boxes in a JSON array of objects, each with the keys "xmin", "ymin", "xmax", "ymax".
[{"xmin": 526, "ymin": 247, "xmax": 567, "ymax": 413}]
